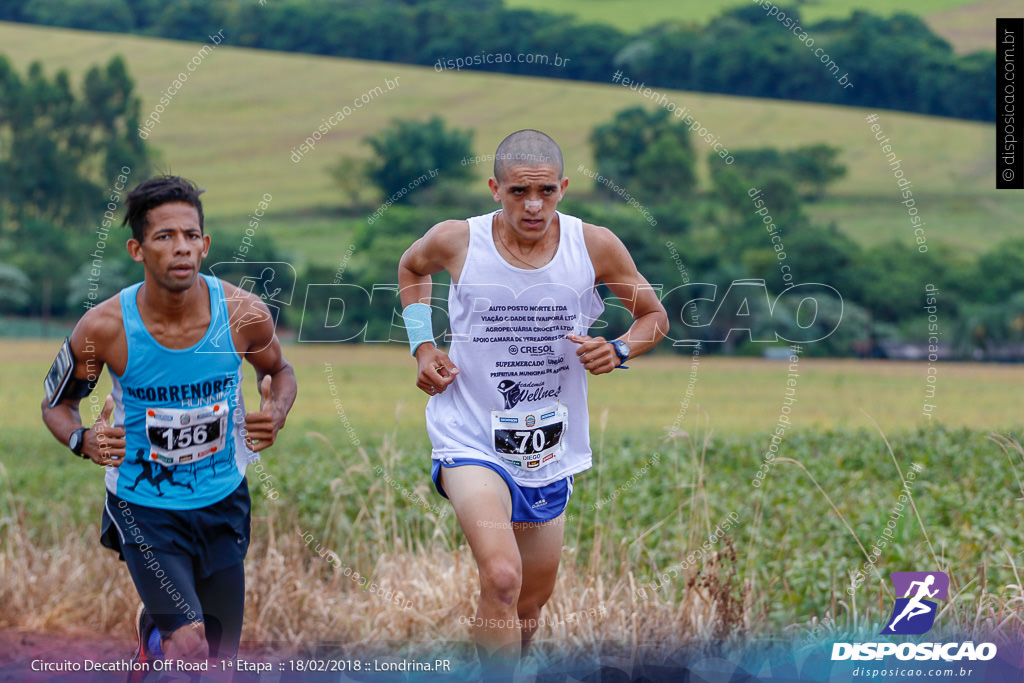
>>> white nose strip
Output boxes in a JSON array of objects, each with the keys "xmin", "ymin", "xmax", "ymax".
[{"xmin": 525, "ymin": 200, "xmax": 543, "ymax": 211}]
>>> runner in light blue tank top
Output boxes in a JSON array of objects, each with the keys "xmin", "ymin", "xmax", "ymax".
[
  {"xmin": 109, "ymin": 274, "xmax": 250, "ymax": 509},
  {"xmin": 41, "ymin": 176, "xmax": 297, "ymax": 670}
]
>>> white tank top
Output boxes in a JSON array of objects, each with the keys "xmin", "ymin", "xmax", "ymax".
[{"xmin": 426, "ymin": 210, "xmax": 605, "ymax": 486}]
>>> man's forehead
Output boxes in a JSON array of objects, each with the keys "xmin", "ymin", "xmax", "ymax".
[
  {"xmin": 145, "ymin": 202, "xmax": 201, "ymax": 233},
  {"xmin": 500, "ymin": 164, "xmax": 562, "ymax": 185},
  {"xmin": 147, "ymin": 202, "xmax": 200, "ymax": 223}
]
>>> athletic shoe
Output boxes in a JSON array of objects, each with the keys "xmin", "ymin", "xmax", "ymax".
[{"xmin": 129, "ymin": 603, "xmax": 157, "ymax": 682}]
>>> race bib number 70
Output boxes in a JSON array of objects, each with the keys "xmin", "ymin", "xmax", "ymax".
[
  {"xmin": 490, "ymin": 403, "xmax": 567, "ymax": 471},
  {"xmin": 145, "ymin": 400, "xmax": 229, "ymax": 467}
]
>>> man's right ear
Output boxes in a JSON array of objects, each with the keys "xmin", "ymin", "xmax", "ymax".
[{"xmin": 127, "ymin": 238, "xmax": 144, "ymax": 263}]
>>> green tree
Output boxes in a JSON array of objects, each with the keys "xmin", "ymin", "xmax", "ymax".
[
  {"xmin": 850, "ymin": 241, "xmax": 933, "ymax": 323},
  {"xmin": 152, "ymin": 0, "xmax": 227, "ymax": 42},
  {"xmin": 781, "ymin": 224, "xmax": 862, "ymax": 298},
  {"xmin": 66, "ymin": 257, "xmax": 135, "ymax": 311},
  {"xmin": 710, "ymin": 165, "xmax": 804, "ymax": 254},
  {"xmin": 632, "ymin": 130, "xmax": 696, "ymax": 203},
  {"xmin": 123, "ymin": 0, "xmax": 167, "ymax": 30},
  {"xmin": 327, "ymin": 157, "xmax": 371, "ymax": 206},
  {"xmin": 0, "ymin": 55, "xmax": 149, "ymax": 318},
  {"xmin": 23, "ymin": 0, "xmax": 134, "ymax": 32},
  {"xmin": 953, "ymin": 293, "xmax": 1024, "ymax": 359},
  {"xmin": 724, "ymin": 144, "xmax": 846, "ymax": 201},
  {"xmin": 786, "ymin": 144, "xmax": 846, "ymax": 200},
  {"xmin": 773, "ymin": 293, "xmax": 869, "ymax": 357},
  {"xmin": 614, "ymin": 23, "xmax": 698, "ymax": 92},
  {"xmin": 973, "ymin": 238, "xmax": 1024, "ymax": 305},
  {"xmin": 0, "ymin": 263, "xmax": 31, "ymax": 314},
  {"xmin": 0, "ymin": 55, "xmax": 149, "ymax": 236},
  {"xmin": 362, "ymin": 117, "xmax": 474, "ymax": 203},
  {"xmin": 590, "ymin": 107, "xmax": 696, "ymax": 203}
]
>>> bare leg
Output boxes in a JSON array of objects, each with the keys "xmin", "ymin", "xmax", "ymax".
[
  {"xmin": 440, "ymin": 465, "xmax": 521, "ymax": 675},
  {"xmin": 514, "ymin": 514, "xmax": 565, "ymax": 655}
]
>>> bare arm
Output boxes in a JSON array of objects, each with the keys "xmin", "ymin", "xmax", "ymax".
[
  {"xmin": 398, "ymin": 219, "xmax": 469, "ymax": 307},
  {"xmin": 397, "ymin": 220, "xmax": 468, "ymax": 394},
  {"xmin": 225, "ymin": 284, "xmax": 297, "ymax": 451},
  {"xmin": 40, "ymin": 302, "xmax": 127, "ymax": 465},
  {"xmin": 569, "ymin": 223, "xmax": 669, "ymax": 375}
]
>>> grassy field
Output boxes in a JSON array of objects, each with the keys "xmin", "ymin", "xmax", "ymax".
[
  {"xmin": 806, "ymin": 193, "xmax": 1024, "ymax": 254},
  {"xmin": 925, "ymin": 0, "xmax": 1020, "ymax": 54},
  {"xmin": 3, "ymin": 339, "xmax": 1024, "ymax": 652},
  {"xmin": 6, "ymin": 340, "xmax": 1024, "ymax": 448},
  {"xmin": 505, "ymin": 0, "xmax": 982, "ymax": 32},
  {"xmin": 1, "ymin": 22, "xmax": 1006, "ymax": 263}
]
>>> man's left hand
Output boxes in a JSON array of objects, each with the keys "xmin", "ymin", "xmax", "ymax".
[{"xmin": 244, "ymin": 375, "xmax": 280, "ymax": 452}]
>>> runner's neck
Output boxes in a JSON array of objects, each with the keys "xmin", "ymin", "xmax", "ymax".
[{"xmin": 492, "ymin": 211, "xmax": 559, "ymax": 269}]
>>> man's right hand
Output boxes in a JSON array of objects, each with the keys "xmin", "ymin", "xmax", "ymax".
[
  {"xmin": 85, "ymin": 395, "xmax": 127, "ymax": 466},
  {"xmin": 414, "ymin": 345, "xmax": 460, "ymax": 396}
]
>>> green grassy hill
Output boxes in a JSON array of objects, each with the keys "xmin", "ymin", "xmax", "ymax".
[
  {"xmin": 924, "ymin": 0, "xmax": 1019, "ymax": 54},
  {"xmin": 1, "ymin": 21, "xmax": 1013, "ymax": 268}
]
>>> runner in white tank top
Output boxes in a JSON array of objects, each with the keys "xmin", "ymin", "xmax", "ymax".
[
  {"xmin": 426, "ymin": 209, "xmax": 604, "ymax": 487},
  {"xmin": 399, "ymin": 130, "xmax": 668, "ymax": 677}
]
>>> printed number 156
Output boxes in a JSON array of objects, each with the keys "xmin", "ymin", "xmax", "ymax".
[{"xmin": 158, "ymin": 424, "xmax": 208, "ymax": 450}]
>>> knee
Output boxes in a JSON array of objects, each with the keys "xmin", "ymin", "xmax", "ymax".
[
  {"xmin": 163, "ymin": 621, "xmax": 208, "ymax": 660},
  {"xmin": 479, "ymin": 559, "xmax": 521, "ymax": 605}
]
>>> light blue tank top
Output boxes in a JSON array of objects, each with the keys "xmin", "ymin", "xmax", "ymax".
[{"xmin": 107, "ymin": 274, "xmax": 252, "ymax": 509}]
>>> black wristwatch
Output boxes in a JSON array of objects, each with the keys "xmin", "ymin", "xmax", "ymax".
[
  {"xmin": 68, "ymin": 427, "xmax": 89, "ymax": 458},
  {"xmin": 610, "ymin": 339, "xmax": 631, "ymax": 369}
]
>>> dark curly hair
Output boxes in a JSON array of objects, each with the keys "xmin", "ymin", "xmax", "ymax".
[{"xmin": 122, "ymin": 175, "xmax": 205, "ymax": 242}]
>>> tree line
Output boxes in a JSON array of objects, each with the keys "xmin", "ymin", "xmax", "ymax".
[
  {"xmin": 0, "ymin": 54, "xmax": 150, "ymax": 324},
  {"xmin": 1, "ymin": 0, "xmax": 994, "ymax": 122}
]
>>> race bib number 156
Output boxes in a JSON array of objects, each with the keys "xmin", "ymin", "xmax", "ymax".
[{"xmin": 145, "ymin": 400, "xmax": 229, "ymax": 467}]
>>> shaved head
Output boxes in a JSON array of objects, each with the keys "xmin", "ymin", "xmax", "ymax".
[{"xmin": 493, "ymin": 129, "xmax": 563, "ymax": 183}]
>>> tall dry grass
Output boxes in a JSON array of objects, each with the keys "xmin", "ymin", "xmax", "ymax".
[
  {"xmin": 0, "ymin": 502, "xmax": 750, "ymax": 660},
  {"xmin": 0, "ymin": 426, "xmax": 754, "ymax": 661}
]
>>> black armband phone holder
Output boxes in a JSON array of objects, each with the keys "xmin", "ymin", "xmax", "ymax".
[{"xmin": 44, "ymin": 337, "xmax": 98, "ymax": 408}]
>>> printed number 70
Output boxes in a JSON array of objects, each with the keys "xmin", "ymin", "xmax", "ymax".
[{"xmin": 515, "ymin": 430, "xmax": 545, "ymax": 453}]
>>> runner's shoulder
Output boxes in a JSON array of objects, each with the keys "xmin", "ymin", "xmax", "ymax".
[
  {"xmin": 220, "ymin": 279, "xmax": 272, "ymax": 318},
  {"xmin": 429, "ymin": 219, "xmax": 470, "ymax": 242},
  {"xmin": 580, "ymin": 221, "xmax": 626, "ymax": 253},
  {"xmin": 74, "ymin": 295, "xmax": 125, "ymax": 347},
  {"xmin": 425, "ymin": 219, "xmax": 470, "ymax": 256}
]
